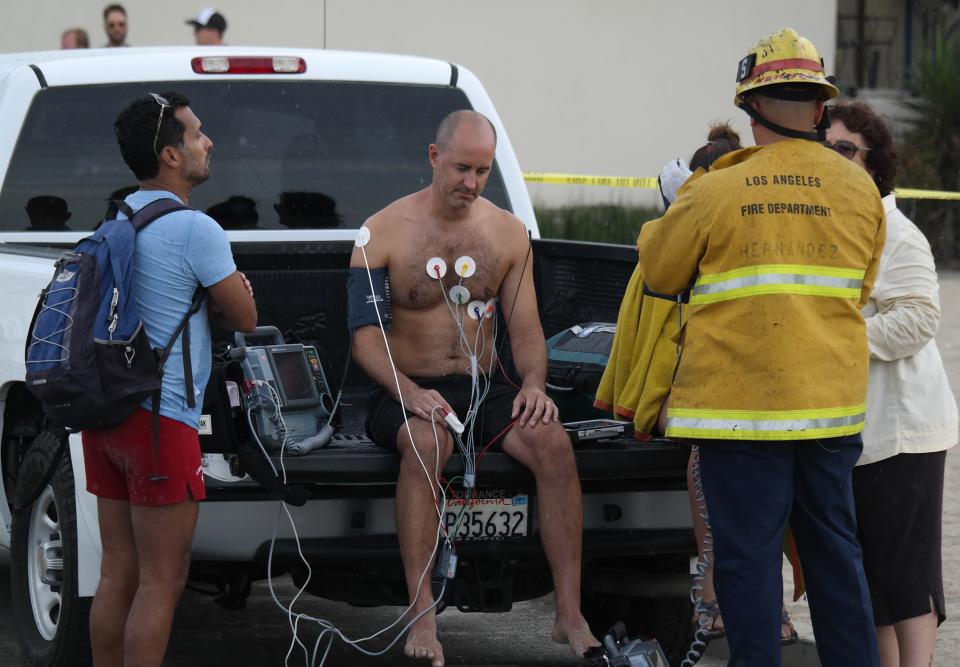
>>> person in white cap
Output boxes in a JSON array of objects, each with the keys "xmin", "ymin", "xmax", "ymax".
[{"xmin": 186, "ymin": 8, "xmax": 227, "ymax": 45}]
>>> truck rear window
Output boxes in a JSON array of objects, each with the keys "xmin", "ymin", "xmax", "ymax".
[{"xmin": 0, "ymin": 81, "xmax": 510, "ymax": 232}]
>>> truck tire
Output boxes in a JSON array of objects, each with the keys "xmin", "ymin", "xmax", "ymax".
[
  {"xmin": 583, "ymin": 592, "xmax": 696, "ymax": 665},
  {"xmin": 581, "ymin": 591, "xmax": 631, "ymax": 638},
  {"xmin": 10, "ymin": 442, "xmax": 92, "ymax": 667},
  {"xmin": 625, "ymin": 595, "xmax": 697, "ymax": 666}
]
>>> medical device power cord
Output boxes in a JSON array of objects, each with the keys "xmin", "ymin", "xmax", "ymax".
[{"xmin": 681, "ymin": 445, "xmax": 713, "ymax": 667}]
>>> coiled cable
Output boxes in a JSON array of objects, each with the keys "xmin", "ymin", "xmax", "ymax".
[{"xmin": 681, "ymin": 445, "xmax": 713, "ymax": 667}]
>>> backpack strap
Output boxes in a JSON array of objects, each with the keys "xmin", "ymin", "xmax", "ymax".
[
  {"xmin": 93, "ymin": 200, "xmax": 135, "ymax": 231},
  {"xmin": 129, "ymin": 198, "xmax": 188, "ymax": 231},
  {"xmin": 109, "ymin": 199, "xmax": 135, "ymax": 221},
  {"xmin": 147, "ymin": 388, "xmax": 166, "ymax": 482},
  {"xmin": 157, "ymin": 285, "xmax": 207, "ymax": 407},
  {"xmin": 148, "ymin": 284, "xmax": 207, "ymax": 482},
  {"xmin": 96, "ymin": 197, "xmax": 176, "ymax": 232}
]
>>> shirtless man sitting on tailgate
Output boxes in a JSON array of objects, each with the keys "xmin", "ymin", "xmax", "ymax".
[{"xmin": 348, "ymin": 110, "xmax": 599, "ymax": 667}]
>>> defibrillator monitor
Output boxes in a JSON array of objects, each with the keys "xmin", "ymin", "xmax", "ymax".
[
  {"xmin": 268, "ymin": 346, "xmax": 320, "ymax": 409},
  {"xmin": 230, "ymin": 327, "xmax": 334, "ymax": 453}
]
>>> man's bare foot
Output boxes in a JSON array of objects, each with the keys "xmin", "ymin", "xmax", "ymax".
[
  {"xmin": 551, "ymin": 616, "xmax": 601, "ymax": 658},
  {"xmin": 405, "ymin": 615, "xmax": 445, "ymax": 667}
]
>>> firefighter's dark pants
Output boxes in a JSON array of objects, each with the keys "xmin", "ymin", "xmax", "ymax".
[{"xmin": 698, "ymin": 436, "xmax": 880, "ymax": 667}]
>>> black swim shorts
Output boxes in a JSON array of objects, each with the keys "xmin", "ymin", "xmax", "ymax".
[{"xmin": 365, "ymin": 374, "xmax": 519, "ymax": 450}]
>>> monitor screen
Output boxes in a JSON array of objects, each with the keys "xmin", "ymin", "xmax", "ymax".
[{"xmin": 270, "ymin": 349, "xmax": 316, "ymax": 405}]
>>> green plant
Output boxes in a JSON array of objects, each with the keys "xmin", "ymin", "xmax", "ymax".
[
  {"xmin": 534, "ymin": 204, "xmax": 661, "ymax": 244},
  {"xmin": 907, "ymin": 33, "xmax": 960, "ymax": 191},
  {"xmin": 899, "ymin": 33, "xmax": 960, "ymax": 266}
]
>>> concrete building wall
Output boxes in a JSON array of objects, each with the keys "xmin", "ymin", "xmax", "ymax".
[{"xmin": 1, "ymin": 1, "xmax": 837, "ymax": 206}]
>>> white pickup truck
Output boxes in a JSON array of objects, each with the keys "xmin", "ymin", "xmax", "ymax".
[{"xmin": 0, "ymin": 47, "xmax": 696, "ymax": 666}]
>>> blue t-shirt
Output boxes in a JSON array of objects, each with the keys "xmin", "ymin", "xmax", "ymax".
[{"xmin": 121, "ymin": 190, "xmax": 236, "ymax": 429}]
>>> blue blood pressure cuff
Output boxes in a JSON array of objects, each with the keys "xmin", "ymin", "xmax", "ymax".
[{"xmin": 347, "ymin": 267, "xmax": 392, "ymax": 331}]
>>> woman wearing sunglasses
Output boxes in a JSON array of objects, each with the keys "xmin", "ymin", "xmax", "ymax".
[{"xmin": 826, "ymin": 100, "xmax": 958, "ymax": 667}]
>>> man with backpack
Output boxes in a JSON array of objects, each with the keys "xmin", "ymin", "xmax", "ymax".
[{"xmin": 84, "ymin": 92, "xmax": 256, "ymax": 666}]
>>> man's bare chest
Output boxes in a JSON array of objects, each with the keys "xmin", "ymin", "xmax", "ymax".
[{"xmin": 390, "ymin": 236, "xmax": 504, "ymax": 310}]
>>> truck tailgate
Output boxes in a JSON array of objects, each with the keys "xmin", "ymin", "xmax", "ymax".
[{"xmin": 269, "ymin": 434, "xmax": 689, "ymax": 487}]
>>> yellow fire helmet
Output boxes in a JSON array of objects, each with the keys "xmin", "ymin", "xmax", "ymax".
[{"xmin": 734, "ymin": 27, "xmax": 839, "ymax": 106}]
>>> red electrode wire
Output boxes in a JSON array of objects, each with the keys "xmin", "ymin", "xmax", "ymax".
[
  {"xmin": 476, "ymin": 416, "xmax": 521, "ymax": 469},
  {"xmin": 496, "ymin": 358, "xmax": 522, "ymax": 390}
]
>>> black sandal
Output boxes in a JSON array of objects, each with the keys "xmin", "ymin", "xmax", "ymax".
[{"xmin": 781, "ymin": 607, "xmax": 799, "ymax": 646}]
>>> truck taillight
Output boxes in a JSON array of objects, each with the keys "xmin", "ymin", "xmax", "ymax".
[{"xmin": 191, "ymin": 56, "xmax": 307, "ymax": 74}]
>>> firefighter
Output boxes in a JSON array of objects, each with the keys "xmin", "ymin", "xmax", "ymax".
[{"xmin": 638, "ymin": 28, "xmax": 885, "ymax": 666}]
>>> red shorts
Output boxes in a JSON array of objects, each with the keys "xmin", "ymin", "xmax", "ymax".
[{"xmin": 82, "ymin": 408, "xmax": 206, "ymax": 506}]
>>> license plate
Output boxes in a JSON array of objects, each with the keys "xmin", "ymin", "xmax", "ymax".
[{"xmin": 443, "ymin": 492, "xmax": 528, "ymax": 541}]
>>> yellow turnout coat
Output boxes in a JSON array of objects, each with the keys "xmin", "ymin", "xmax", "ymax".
[{"xmin": 638, "ymin": 140, "xmax": 885, "ymax": 441}]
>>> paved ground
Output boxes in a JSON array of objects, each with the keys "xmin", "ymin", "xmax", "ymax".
[
  {"xmin": 0, "ymin": 549, "xmax": 810, "ymax": 667},
  {"xmin": 2, "ymin": 273, "xmax": 960, "ymax": 666}
]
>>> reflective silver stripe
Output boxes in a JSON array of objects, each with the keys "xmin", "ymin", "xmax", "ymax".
[
  {"xmin": 667, "ymin": 411, "xmax": 865, "ymax": 433},
  {"xmin": 693, "ymin": 273, "xmax": 862, "ymax": 296}
]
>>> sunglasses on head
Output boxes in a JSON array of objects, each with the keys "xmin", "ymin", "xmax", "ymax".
[
  {"xmin": 148, "ymin": 93, "xmax": 171, "ymax": 159},
  {"xmin": 824, "ymin": 139, "xmax": 871, "ymax": 161}
]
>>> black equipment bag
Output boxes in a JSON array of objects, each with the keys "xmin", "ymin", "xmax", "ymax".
[
  {"xmin": 545, "ymin": 322, "xmax": 615, "ymax": 395},
  {"xmin": 545, "ymin": 322, "xmax": 616, "ymax": 422},
  {"xmin": 197, "ymin": 360, "xmax": 245, "ymax": 454}
]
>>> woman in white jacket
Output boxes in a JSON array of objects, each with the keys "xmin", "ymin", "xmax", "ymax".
[{"xmin": 827, "ymin": 100, "xmax": 958, "ymax": 667}]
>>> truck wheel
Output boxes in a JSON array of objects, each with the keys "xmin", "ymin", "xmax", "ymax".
[
  {"xmin": 581, "ymin": 591, "xmax": 631, "ymax": 638},
  {"xmin": 625, "ymin": 595, "xmax": 697, "ymax": 666},
  {"xmin": 10, "ymin": 443, "xmax": 92, "ymax": 667}
]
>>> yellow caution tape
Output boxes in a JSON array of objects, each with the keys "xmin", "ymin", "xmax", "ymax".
[
  {"xmin": 892, "ymin": 188, "xmax": 960, "ymax": 201},
  {"xmin": 523, "ymin": 172, "xmax": 659, "ymax": 190},
  {"xmin": 522, "ymin": 172, "xmax": 960, "ymax": 201}
]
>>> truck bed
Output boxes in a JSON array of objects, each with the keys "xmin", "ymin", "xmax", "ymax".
[{"xmin": 206, "ymin": 237, "xmax": 691, "ymax": 486}]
